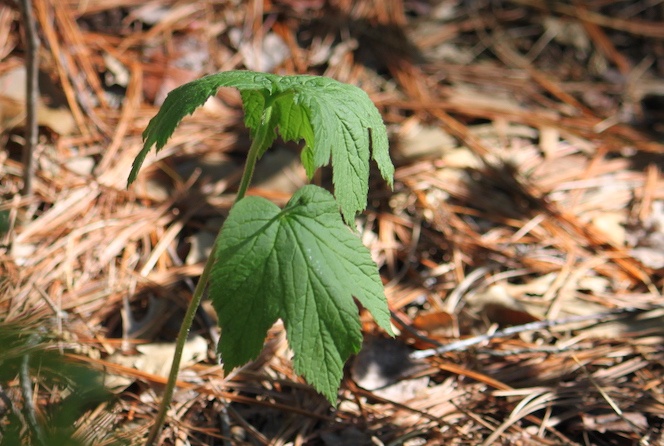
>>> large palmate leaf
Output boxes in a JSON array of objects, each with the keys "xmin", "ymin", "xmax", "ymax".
[
  {"xmin": 210, "ymin": 185, "xmax": 393, "ymax": 403},
  {"xmin": 128, "ymin": 71, "xmax": 394, "ymax": 222}
]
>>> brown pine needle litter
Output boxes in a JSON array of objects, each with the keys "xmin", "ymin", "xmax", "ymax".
[{"xmin": 1, "ymin": 1, "xmax": 663, "ymax": 445}]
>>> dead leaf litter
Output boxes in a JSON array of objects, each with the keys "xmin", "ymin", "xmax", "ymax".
[{"xmin": 1, "ymin": 1, "xmax": 663, "ymax": 445}]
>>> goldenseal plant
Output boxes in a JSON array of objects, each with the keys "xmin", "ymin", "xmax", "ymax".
[{"xmin": 128, "ymin": 71, "xmax": 395, "ymax": 444}]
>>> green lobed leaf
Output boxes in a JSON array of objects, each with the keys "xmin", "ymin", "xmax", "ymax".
[
  {"xmin": 267, "ymin": 75, "xmax": 394, "ymax": 222},
  {"xmin": 210, "ymin": 185, "xmax": 393, "ymax": 403},
  {"xmin": 128, "ymin": 71, "xmax": 276, "ymax": 185},
  {"xmin": 128, "ymin": 71, "xmax": 394, "ymax": 222}
]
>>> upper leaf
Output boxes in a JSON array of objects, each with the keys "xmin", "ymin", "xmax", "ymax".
[
  {"xmin": 128, "ymin": 72, "xmax": 276, "ymax": 184},
  {"xmin": 269, "ymin": 75, "xmax": 393, "ymax": 222},
  {"xmin": 128, "ymin": 71, "xmax": 394, "ymax": 222},
  {"xmin": 209, "ymin": 185, "xmax": 393, "ymax": 403}
]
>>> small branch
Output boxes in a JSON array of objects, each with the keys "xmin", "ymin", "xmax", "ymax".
[
  {"xmin": 19, "ymin": 0, "xmax": 40, "ymax": 196},
  {"xmin": 19, "ymin": 345, "xmax": 47, "ymax": 446},
  {"xmin": 0, "ymin": 388, "xmax": 15, "ymax": 419},
  {"xmin": 410, "ymin": 306, "xmax": 648, "ymax": 360}
]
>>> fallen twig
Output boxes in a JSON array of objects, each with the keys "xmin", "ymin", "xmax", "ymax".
[
  {"xmin": 410, "ymin": 307, "xmax": 649, "ymax": 359},
  {"xmin": 19, "ymin": 0, "xmax": 39, "ymax": 196}
]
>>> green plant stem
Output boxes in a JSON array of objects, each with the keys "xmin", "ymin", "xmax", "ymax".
[
  {"xmin": 145, "ymin": 107, "xmax": 274, "ymax": 445},
  {"xmin": 236, "ymin": 105, "xmax": 274, "ymax": 201},
  {"xmin": 144, "ymin": 251, "xmax": 214, "ymax": 446}
]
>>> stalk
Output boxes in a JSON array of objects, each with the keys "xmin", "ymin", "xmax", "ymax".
[{"xmin": 145, "ymin": 106, "xmax": 274, "ymax": 445}]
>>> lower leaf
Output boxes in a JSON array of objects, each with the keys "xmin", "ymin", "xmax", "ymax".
[{"xmin": 209, "ymin": 185, "xmax": 393, "ymax": 403}]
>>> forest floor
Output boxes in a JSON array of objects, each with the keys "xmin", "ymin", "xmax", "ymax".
[{"xmin": 1, "ymin": 1, "xmax": 663, "ymax": 445}]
